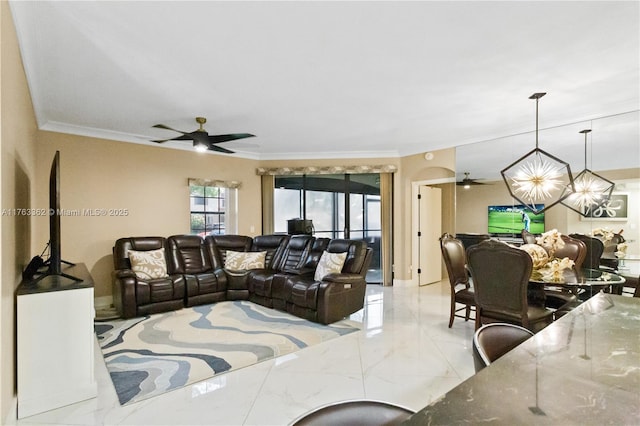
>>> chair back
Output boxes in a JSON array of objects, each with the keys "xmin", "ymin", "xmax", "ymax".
[
  {"xmin": 554, "ymin": 235, "xmax": 587, "ymax": 270},
  {"xmin": 521, "ymin": 230, "xmax": 539, "ymax": 245},
  {"xmin": 440, "ymin": 233, "xmax": 469, "ymax": 289},
  {"xmin": 467, "ymin": 239, "xmax": 533, "ymax": 327},
  {"xmin": 472, "ymin": 323, "xmax": 534, "ymax": 372},
  {"xmin": 569, "ymin": 234, "xmax": 604, "ymax": 270},
  {"xmin": 204, "ymin": 235, "xmax": 253, "ymax": 269},
  {"xmin": 113, "ymin": 236, "xmax": 167, "ymax": 270},
  {"xmin": 167, "ymin": 234, "xmax": 212, "ymax": 274},
  {"xmin": 455, "ymin": 233, "xmax": 491, "ymax": 251},
  {"xmin": 251, "ymin": 234, "xmax": 290, "ymax": 269}
]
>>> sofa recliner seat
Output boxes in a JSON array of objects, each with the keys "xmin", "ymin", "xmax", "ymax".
[{"xmin": 112, "ymin": 236, "xmax": 186, "ymax": 318}]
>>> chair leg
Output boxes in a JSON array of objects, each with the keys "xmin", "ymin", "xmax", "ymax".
[
  {"xmin": 465, "ymin": 306, "xmax": 471, "ymax": 321},
  {"xmin": 448, "ymin": 299, "xmax": 455, "ymax": 328},
  {"xmin": 474, "ymin": 309, "xmax": 482, "ymax": 330}
]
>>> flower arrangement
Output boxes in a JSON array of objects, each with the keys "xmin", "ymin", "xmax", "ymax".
[
  {"xmin": 615, "ymin": 242, "xmax": 628, "ymax": 259},
  {"xmin": 535, "ymin": 229, "xmax": 565, "ymax": 259},
  {"xmin": 591, "ymin": 227, "xmax": 623, "ymax": 243},
  {"xmin": 539, "ymin": 257, "xmax": 575, "ymax": 282}
]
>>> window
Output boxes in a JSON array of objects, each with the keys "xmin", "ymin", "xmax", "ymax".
[{"xmin": 189, "ymin": 179, "xmax": 239, "ymax": 236}]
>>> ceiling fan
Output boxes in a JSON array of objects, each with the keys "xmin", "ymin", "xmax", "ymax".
[
  {"xmin": 151, "ymin": 117, "xmax": 255, "ymax": 154},
  {"xmin": 456, "ymin": 172, "xmax": 489, "ymax": 188}
]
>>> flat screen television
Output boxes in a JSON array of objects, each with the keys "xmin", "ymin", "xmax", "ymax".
[
  {"xmin": 488, "ymin": 204, "xmax": 545, "ymax": 237},
  {"xmin": 28, "ymin": 151, "xmax": 80, "ymax": 284}
]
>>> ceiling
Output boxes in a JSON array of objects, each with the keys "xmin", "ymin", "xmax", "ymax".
[{"xmin": 9, "ymin": 1, "xmax": 640, "ymax": 180}]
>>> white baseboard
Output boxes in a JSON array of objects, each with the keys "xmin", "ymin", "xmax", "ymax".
[{"xmin": 94, "ymin": 295, "xmax": 113, "ymax": 309}]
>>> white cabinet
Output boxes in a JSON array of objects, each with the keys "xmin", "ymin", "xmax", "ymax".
[{"xmin": 16, "ymin": 264, "xmax": 97, "ymax": 419}]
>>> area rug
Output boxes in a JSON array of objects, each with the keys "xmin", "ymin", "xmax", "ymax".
[{"xmin": 94, "ymin": 301, "xmax": 360, "ymax": 405}]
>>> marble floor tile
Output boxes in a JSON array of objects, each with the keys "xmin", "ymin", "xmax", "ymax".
[{"xmin": 14, "ymin": 279, "xmax": 475, "ymax": 426}]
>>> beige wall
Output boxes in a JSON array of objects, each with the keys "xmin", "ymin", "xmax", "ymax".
[
  {"xmin": 1, "ymin": 0, "xmax": 39, "ymax": 421},
  {"xmin": 33, "ymin": 133, "xmax": 263, "ymax": 299}
]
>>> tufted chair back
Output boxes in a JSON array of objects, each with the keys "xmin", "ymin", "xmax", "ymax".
[
  {"xmin": 205, "ymin": 235, "xmax": 253, "ymax": 269},
  {"xmin": 554, "ymin": 235, "xmax": 587, "ymax": 270},
  {"xmin": 113, "ymin": 236, "xmax": 167, "ymax": 270},
  {"xmin": 251, "ymin": 234, "xmax": 290, "ymax": 269},
  {"xmin": 278, "ymin": 235, "xmax": 314, "ymax": 272},
  {"xmin": 167, "ymin": 235, "xmax": 212, "ymax": 274},
  {"xmin": 468, "ymin": 239, "xmax": 553, "ymax": 333},
  {"xmin": 569, "ymin": 233, "xmax": 604, "ymax": 270},
  {"xmin": 326, "ymin": 239, "xmax": 369, "ymax": 275}
]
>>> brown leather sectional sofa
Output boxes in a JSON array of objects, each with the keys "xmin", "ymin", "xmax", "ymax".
[{"xmin": 112, "ymin": 234, "xmax": 372, "ymax": 324}]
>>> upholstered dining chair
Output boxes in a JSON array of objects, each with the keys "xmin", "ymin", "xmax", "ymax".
[
  {"xmin": 291, "ymin": 400, "xmax": 415, "ymax": 425},
  {"xmin": 600, "ymin": 232, "xmax": 625, "ymax": 270},
  {"xmin": 521, "ymin": 229, "xmax": 539, "ymax": 245},
  {"xmin": 569, "ymin": 233, "xmax": 604, "ymax": 270},
  {"xmin": 467, "ymin": 239, "xmax": 554, "ymax": 333},
  {"xmin": 554, "ymin": 235, "xmax": 587, "ymax": 270},
  {"xmin": 472, "ymin": 323, "xmax": 534, "ymax": 372},
  {"xmin": 440, "ymin": 233, "xmax": 475, "ymax": 328}
]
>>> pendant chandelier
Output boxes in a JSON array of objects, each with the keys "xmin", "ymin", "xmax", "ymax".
[
  {"xmin": 501, "ymin": 93, "xmax": 575, "ymax": 214},
  {"xmin": 560, "ymin": 129, "xmax": 615, "ymax": 216}
]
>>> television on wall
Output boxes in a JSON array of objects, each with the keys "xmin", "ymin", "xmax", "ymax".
[{"xmin": 488, "ymin": 204, "xmax": 545, "ymax": 237}]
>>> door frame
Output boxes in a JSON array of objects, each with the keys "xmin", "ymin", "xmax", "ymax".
[{"xmin": 411, "ymin": 177, "xmax": 456, "ymax": 287}]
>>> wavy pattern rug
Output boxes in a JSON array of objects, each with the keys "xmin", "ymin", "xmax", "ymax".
[{"xmin": 95, "ymin": 301, "xmax": 360, "ymax": 405}]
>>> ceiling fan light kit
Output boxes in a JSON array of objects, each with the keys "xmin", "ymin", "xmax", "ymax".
[
  {"xmin": 151, "ymin": 116, "xmax": 255, "ymax": 154},
  {"xmin": 457, "ymin": 172, "xmax": 489, "ymax": 189},
  {"xmin": 560, "ymin": 129, "xmax": 615, "ymax": 216},
  {"xmin": 501, "ymin": 93, "xmax": 575, "ymax": 215}
]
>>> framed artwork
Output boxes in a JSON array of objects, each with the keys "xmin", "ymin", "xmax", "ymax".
[{"xmin": 580, "ymin": 193, "xmax": 628, "ymax": 221}]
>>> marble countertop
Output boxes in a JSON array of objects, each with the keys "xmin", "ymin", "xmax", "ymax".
[{"xmin": 404, "ymin": 293, "xmax": 640, "ymax": 425}]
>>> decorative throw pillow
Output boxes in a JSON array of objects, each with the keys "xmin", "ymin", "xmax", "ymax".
[
  {"xmin": 128, "ymin": 249, "xmax": 168, "ymax": 280},
  {"xmin": 225, "ymin": 251, "xmax": 267, "ymax": 271},
  {"xmin": 314, "ymin": 251, "xmax": 348, "ymax": 281}
]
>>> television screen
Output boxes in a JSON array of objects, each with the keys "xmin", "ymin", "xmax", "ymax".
[{"xmin": 488, "ymin": 204, "xmax": 544, "ymax": 236}]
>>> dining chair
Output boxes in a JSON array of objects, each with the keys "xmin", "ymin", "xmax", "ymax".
[
  {"xmin": 600, "ymin": 232, "xmax": 625, "ymax": 270},
  {"xmin": 291, "ymin": 400, "xmax": 415, "ymax": 425},
  {"xmin": 521, "ymin": 229, "xmax": 539, "ymax": 245},
  {"xmin": 440, "ymin": 233, "xmax": 475, "ymax": 328},
  {"xmin": 467, "ymin": 239, "xmax": 554, "ymax": 333},
  {"xmin": 568, "ymin": 233, "xmax": 627, "ymax": 296},
  {"xmin": 569, "ymin": 233, "xmax": 604, "ymax": 270},
  {"xmin": 554, "ymin": 235, "xmax": 587, "ymax": 269},
  {"xmin": 472, "ymin": 323, "xmax": 534, "ymax": 372}
]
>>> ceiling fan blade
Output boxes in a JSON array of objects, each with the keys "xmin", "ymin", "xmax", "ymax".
[
  {"xmin": 152, "ymin": 124, "xmax": 189, "ymax": 134},
  {"xmin": 151, "ymin": 134, "xmax": 194, "ymax": 143},
  {"xmin": 208, "ymin": 133, "xmax": 256, "ymax": 144},
  {"xmin": 207, "ymin": 144, "xmax": 235, "ymax": 154}
]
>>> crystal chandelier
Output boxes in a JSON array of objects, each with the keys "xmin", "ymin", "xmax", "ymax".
[
  {"xmin": 560, "ymin": 129, "xmax": 614, "ymax": 216},
  {"xmin": 501, "ymin": 93, "xmax": 575, "ymax": 214}
]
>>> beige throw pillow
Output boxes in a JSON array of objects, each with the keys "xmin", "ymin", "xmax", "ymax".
[
  {"xmin": 128, "ymin": 249, "xmax": 168, "ymax": 280},
  {"xmin": 314, "ymin": 251, "xmax": 347, "ymax": 281},
  {"xmin": 225, "ymin": 251, "xmax": 267, "ymax": 271}
]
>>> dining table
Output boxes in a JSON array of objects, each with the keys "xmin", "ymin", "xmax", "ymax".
[
  {"xmin": 403, "ymin": 292, "xmax": 640, "ymax": 425},
  {"xmin": 527, "ymin": 267, "xmax": 626, "ymax": 306}
]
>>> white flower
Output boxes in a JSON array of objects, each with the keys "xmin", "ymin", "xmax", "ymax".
[{"xmin": 535, "ymin": 229, "xmax": 564, "ymax": 255}]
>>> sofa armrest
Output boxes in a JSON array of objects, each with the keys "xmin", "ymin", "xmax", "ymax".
[
  {"xmin": 112, "ymin": 269, "xmax": 138, "ymax": 319},
  {"xmin": 315, "ymin": 274, "xmax": 367, "ymax": 324},
  {"xmin": 321, "ymin": 273, "xmax": 363, "ymax": 285}
]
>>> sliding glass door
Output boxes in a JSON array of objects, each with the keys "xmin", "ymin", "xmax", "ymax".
[{"xmin": 273, "ymin": 174, "xmax": 382, "ymax": 284}]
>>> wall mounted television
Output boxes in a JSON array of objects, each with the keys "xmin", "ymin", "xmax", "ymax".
[{"xmin": 488, "ymin": 204, "xmax": 545, "ymax": 237}]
